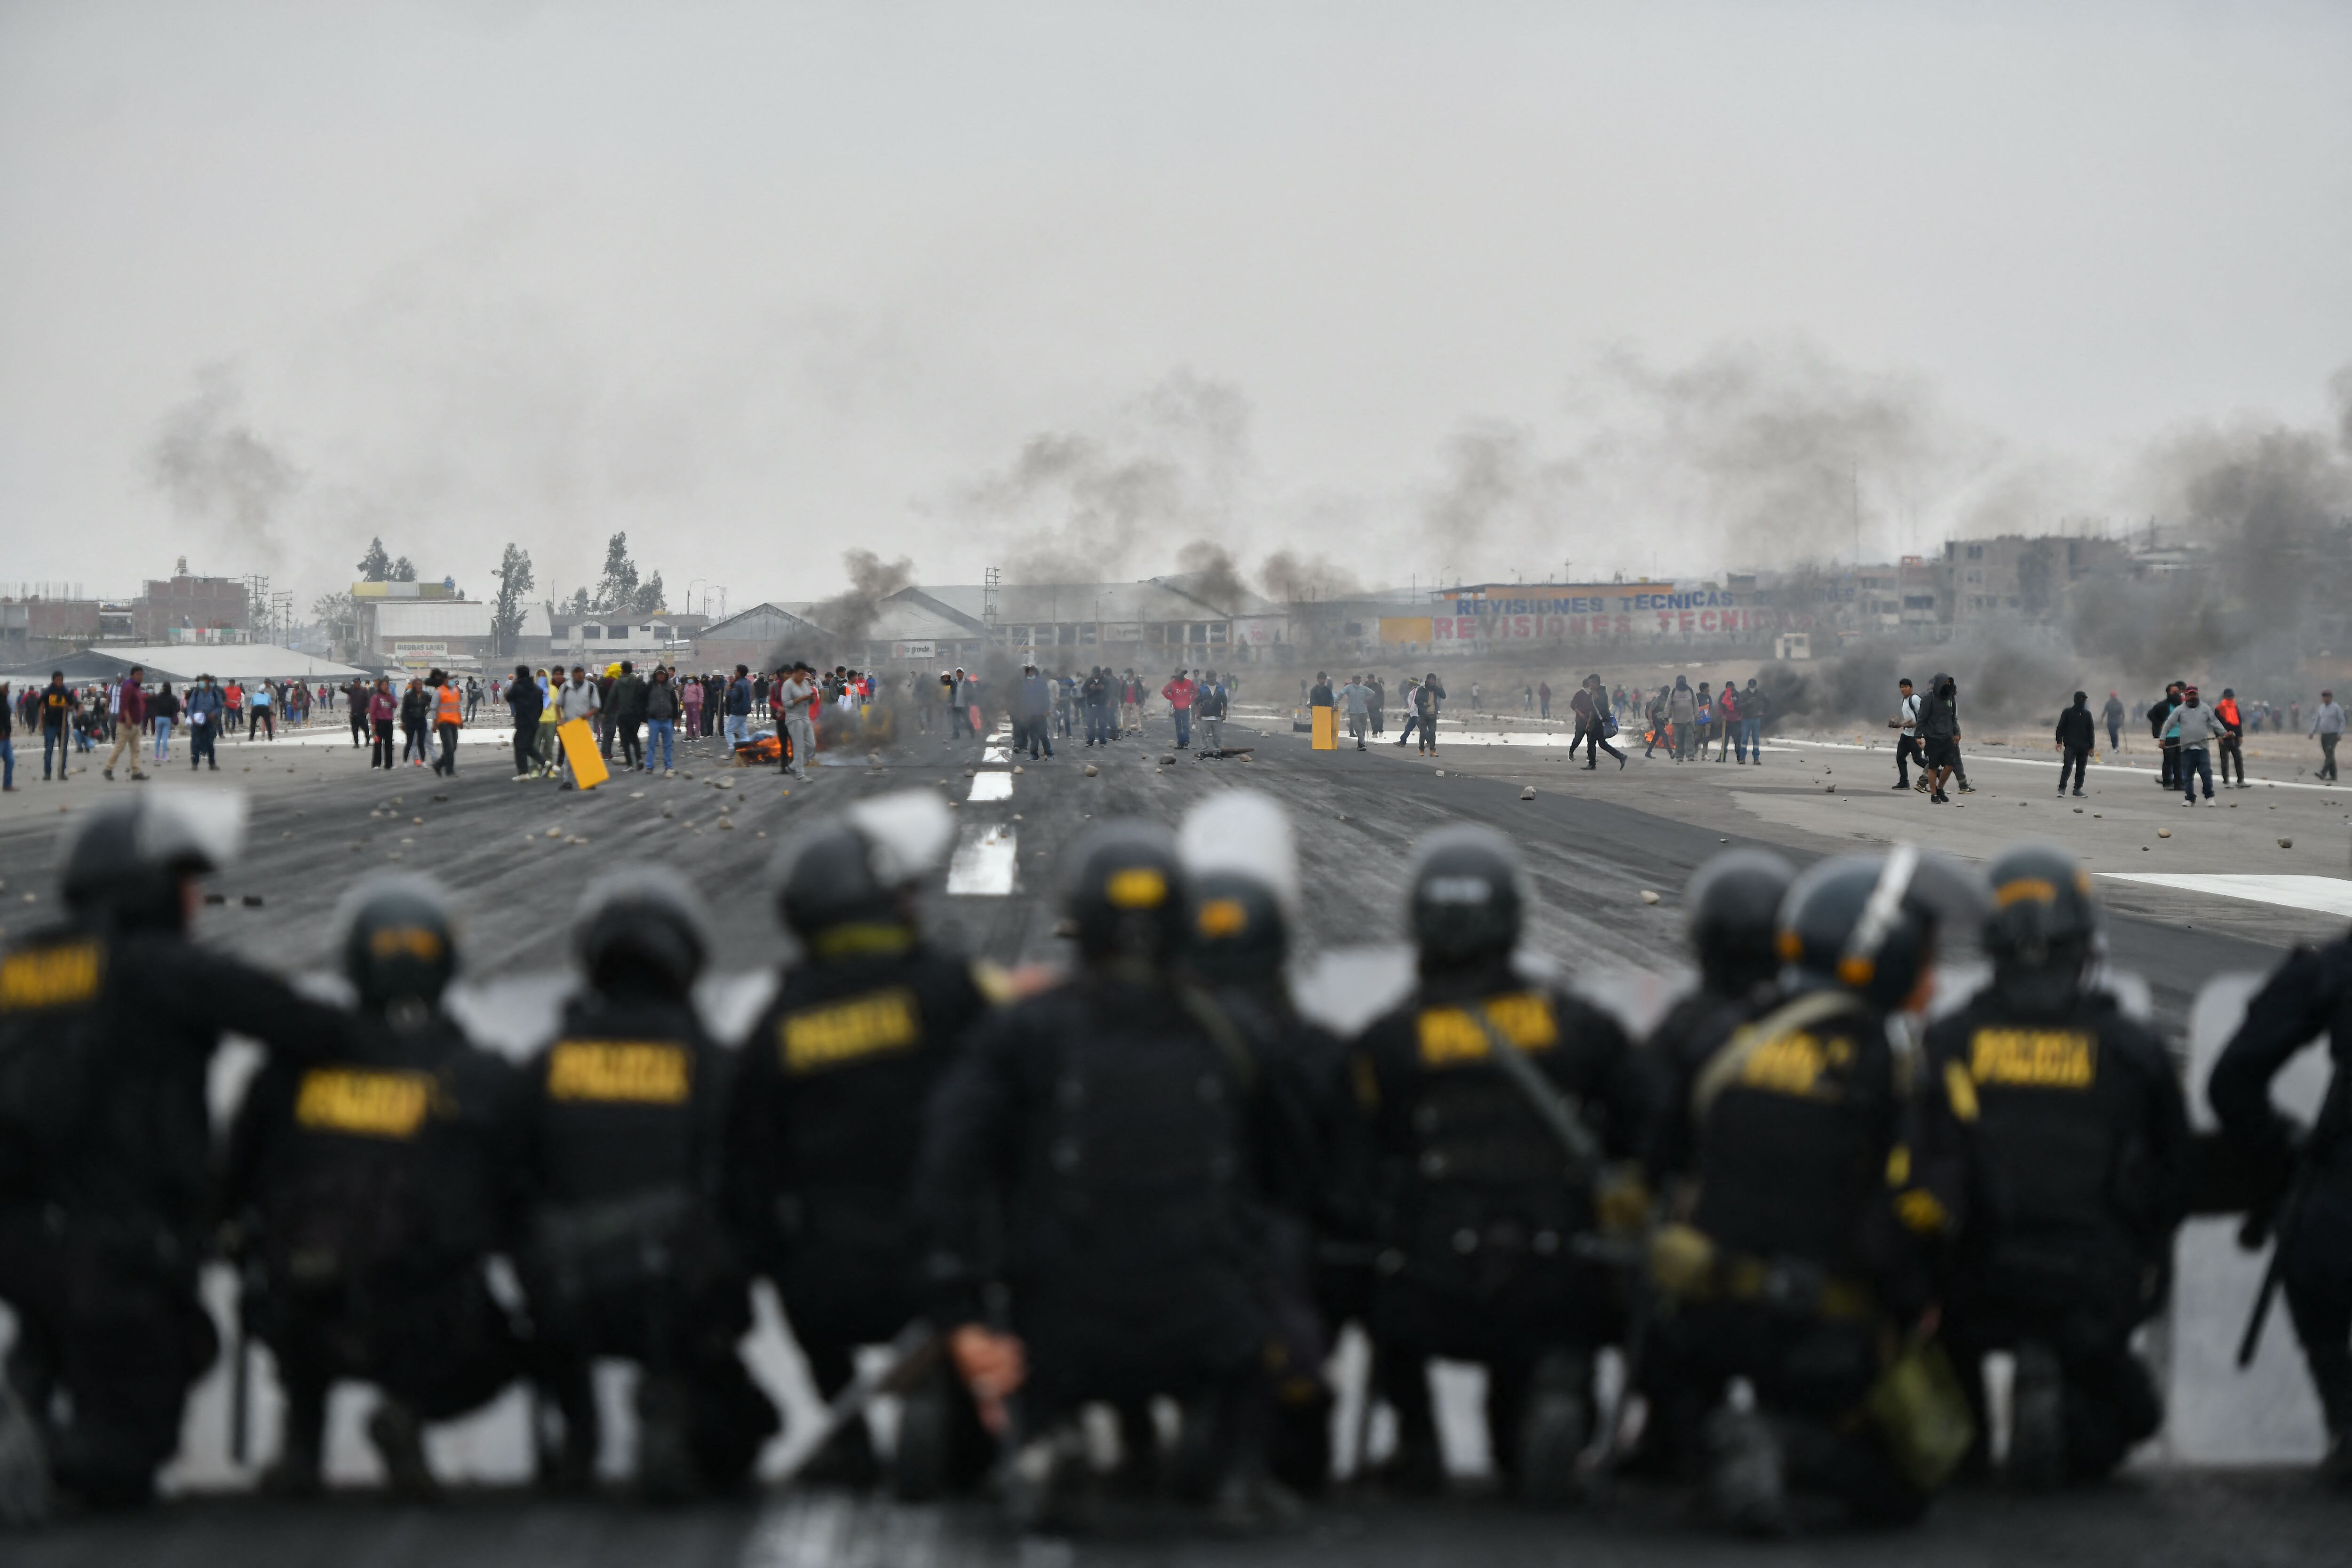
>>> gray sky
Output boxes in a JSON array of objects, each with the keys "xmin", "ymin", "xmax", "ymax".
[{"xmin": 3, "ymin": 1, "xmax": 2348, "ymax": 610}]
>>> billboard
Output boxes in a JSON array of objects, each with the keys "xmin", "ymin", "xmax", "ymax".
[{"xmin": 1431, "ymin": 584, "xmax": 1775, "ymax": 643}]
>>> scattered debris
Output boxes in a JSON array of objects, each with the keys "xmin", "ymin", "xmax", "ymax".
[
  {"xmin": 545, "ymin": 827, "xmax": 563, "ymax": 838},
  {"xmin": 241, "ymin": 895, "xmax": 263, "ymax": 908},
  {"xmin": 1520, "ymin": 786, "xmax": 1537, "ymax": 800},
  {"xmin": 2157, "ymin": 828, "xmax": 2172, "ymax": 838},
  {"xmin": 2280, "ymin": 838, "xmax": 2294, "ymax": 849},
  {"xmin": 1084, "ymin": 764, "xmax": 1099, "ymax": 777},
  {"xmin": 1638, "ymin": 890, "xmax": 1661, "ymax": 906}
]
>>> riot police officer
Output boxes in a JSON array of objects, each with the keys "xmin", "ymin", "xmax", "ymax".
[
  {"xmin": 1349, "ymin": 824, "xmax": 1650, "ymax": 1504},
  {"xmin": 1177, "ymin": 789, "xmax": 1362, "ymax": 1496},
  {"xmin": 723, "ymin": 791, "xmax": 992, "ymax": 1498},
  {"xmin": 0, "ymin": 794, "xmax": 342, "ymax": 1520},
  {"xmin": 219, "ymin": 874, "xmax": 528, "ymax": 1499},
  {"xmin": 1646, "ymin": 850, "xmax": 1967, "ymax": 1533},
  {"xmin": 912, "ymin": 821, "xmax": 1304, "ymax": 1531},
  {"xmin": 521, "ymin": 867, "xmax": 774, "ymax": 1499},
  {"xmin": 1646, "ymin": 850, "xmax": 1798, "ymax": 1187},
  {"xmin": 2208, "ymin": 922, "xmax": 2352, "ymax": 1481},
  {"xmin": 1926, "ymin": 846, "xmax": 2189, "ymax": 1488}
]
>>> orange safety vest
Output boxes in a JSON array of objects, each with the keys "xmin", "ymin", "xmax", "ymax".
[{"xmin": 436, "ymin": 685, "xmax": 462, "ymax": 725}]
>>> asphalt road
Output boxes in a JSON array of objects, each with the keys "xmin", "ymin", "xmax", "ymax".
[{"xmin": 0, "ymin": 706, "xmax": 2342, "ymax": 1563}]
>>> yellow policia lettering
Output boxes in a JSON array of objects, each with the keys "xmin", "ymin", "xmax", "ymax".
[
  {"xmin": 0, "ymin": 942, "xmax": 103, "ymax": 1011},
  {"xmin": 782, "ymin": 989, "xmax": 922, "ymax": 1073},
  {"xmin": 547, "ymin": 1041, "xmax": 692, "ymax": 1104},
  {"xmin": 1416, "ymin": 992, "xmax": 1557, "ymax": 1066},
  {"xmin": 1740, "ymin": 1033, "xmax": 1828, "ymax": 1097},
  {"xmin": 1969, "ymin": 1029, "xmax": 2096, "ymax": 1090},
  {"xmin": 294, "ymin": 1069, "xmax": 431, "ymax": 1138}
]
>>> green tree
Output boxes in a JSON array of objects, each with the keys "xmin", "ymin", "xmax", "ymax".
[
  {"xmin": 390, "ymin": 556, "xmax": 418, "ymax": 582},
  {"xmin": 592, "ymin": 532, "xmax": 639, "ymax": 613},
  {"xmin": 491, "ymin": 544, "xmax": 535, "ymax": 658},
  {"xmin": 357, "ymin": 537, "xmax": 392, "ymax": 581},
  {"xmin": 631, "ymin": 571, "xmax": 667, "ymax": 616}
]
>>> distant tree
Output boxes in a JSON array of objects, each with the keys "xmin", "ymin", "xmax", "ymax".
[
  {"xmin": 491, "ymin": 544, "xmax": 535, "ymax": 658},
  {"xmin": 311, "ymin": 591, "xmax": 356, "ymax": 657},
  {"xmin": 566, "ymin": 587, "xmax": 593, "ymax": 618},
  {"xmin": 357, "ymin": 537, "xmax": 392, "ymax": 581},
  {"xmin": 390, "ymin": 556, "xmax": 418, "ymax": 582},
  {"xmin": 591, "ymin": 533, "xmax": 639, "ymax": 613},
  {"xmin": 631, "ymin": 571, "xmax": 667, "ymax": 616}
]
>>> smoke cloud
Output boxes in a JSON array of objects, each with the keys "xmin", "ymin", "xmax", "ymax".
[
  {"xmin": 146, "ymin": 365, "xmax": 304, "ymax": 555},
  {"xmin": 963, "ymin": 371, "xmax": 1252, "ymax": 584}
]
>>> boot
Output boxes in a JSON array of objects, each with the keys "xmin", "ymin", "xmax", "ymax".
[
  {"xmin": 0, "ymin": 1376, "xmax": 54, "ymax": 1528},
  {"xmin": 635, "ymin": 1373, "xmax": 699, "ymax": 1504},
  {"xmin": 366, "ymin": 1397, "xmax": 439, "ymax": 1501},
  {"xmin": 1002, "ymin": 1421, "xmax": 1093, "ymax": 1535},
  {"xmin": 2007, "ymin": 1341, "xmax": 2066, "ymax": 1492},
  {"xmin": 1514, "ymin": 1350, "xmax": 1592, "ymax": 1507},
  {"xmin": 1703, "ymin": 1406, "xmax": 1789, "ymax": 1537},
  {"xmin": 261, "ymin": 1380, "xmax": 328, "ymax": 1498}
]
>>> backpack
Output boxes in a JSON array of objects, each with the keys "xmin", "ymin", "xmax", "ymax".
[{"xmin": 0, "ymin": 929, "xmax": 112, "ymax": 1191}]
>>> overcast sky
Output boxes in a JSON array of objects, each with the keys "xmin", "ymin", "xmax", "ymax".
[{"xmin": 2, "ymin": 1, "xmax": 2347, "ymax": 610}]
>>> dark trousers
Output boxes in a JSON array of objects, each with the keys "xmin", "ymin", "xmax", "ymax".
[
  {"xmin": 1396, "ymin": 713, "xmax": 1418, "ymax": 746},
  {"xmin": 2283, "ymin": 1171, "xmax": 2352, "ymax": 1437},
  {"xmin": 616, "ymin": 720, "xmax": 642, "ymax": 769},
  {"xmin": 0, "ymin": 1210, "xmax": 214, "ymax": 1510},
  {"xmin": 1943, "ymin": 1293, "xmax": 2161, "ymax": 1483},
  {"xmin": 1895, "ymin": 734, "xmax": 1923, "ymax": 785},
  {"xmin": 2321, "ymin": 732, "xmax": 2340, "ymax": 781},
  {"xmin": 1173, "ymin": 709, "xmax": 1192, "ymax": 749},
  {"xmin": 1024, "ymin": 715, "xmax": 1053, "ymax": 758},
  {"xmin": 434, "ymin": 721, "xmax": 460, "ymax": 775},
  {"xmin": 373, "ymin": 719, "xmax": 396, "ymax": 768},
  {"xmin": 401, "ymin": 721, "xmax": 427, "ymax": 763},
  {"xmin": 2059, "ymin": 746, "xmax": 2089, "ymax": 793},
  {"xmin": 1085, "ymin": 705, "xmax": 1111, "ymax": 744},
  {"xmin": 2157, "ymin": 740, "xmax": 2177, "ymax": 788},
  {"xmin": 1654, "ymin": 1301, "xmax": 1928, "ymax": 1525},
  {"xmin": 2181, "ymin": 745, "xmax": 2213, "ymax": 801},
  {"xmin": 350, "ymin": 713, "xmax": 368, "ymax": 748},
  {"xmin": 190, "ymin": 725, "xmax": 217, "ymax": 768},
  {"xmin": 1586, "ymin": 730, "xmax": 1624, "ymax": 767},
  {"xmin": 248, "ymin": 708, "xmax": 274, "ymax": 740},
  {"xmin": 2218, "ymin": 734, "xmax": 2245, "ymax": 784},
  {"xmin": 42, "ymin": 727, "xmax": 69, "ymax": 779},
  {"xmin": 514, "ymin": 723, "xmax": 538, "ymax": 774}
]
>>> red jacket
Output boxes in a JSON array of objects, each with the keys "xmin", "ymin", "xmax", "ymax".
[{"xmin": 1162, "ymin": 677, "xmax": 1196, "ymax": 711}]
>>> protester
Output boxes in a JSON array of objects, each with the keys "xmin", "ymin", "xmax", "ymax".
[{"xmin": 2312, "ymin": 688, "xmax": 2344, "ymax": 782}]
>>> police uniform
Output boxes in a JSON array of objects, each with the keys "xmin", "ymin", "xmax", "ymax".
[
  {"xmin": 523, "ymin": 868, "xmax": 773, "ymax": 1497},
  {"xmin": 912, "ymin": 823, "xmax": 1303, "ymax": 1528},
  {"xmin": 0, "ymin": 796, "xmax": 342, "ymax": 1515},
  {"xmin": 1922, "ymin": 847, "xmax": 2190, "ymax": 1487},
  {"xmin": 222, "ymin": 985, "xmax": 527, "ymax": 1494},
  {"xmin": 723, "ymin": 792, "xmax": 990, "ymax": 1494},
  {"xmin": 1347, "ymin": 824, "xmax": 1650, "ymax": 1503},
  {"xmin": 1177, "ymin": 790, "xmax": 1364, "ymax": 1496},
  {"xmin": 2208, "ymin": 930, "xmax": 2352, "ymax": 1476},
  {"xmin": 1648, "ymin": 851, "xmax": 1967, "ymax": 1533}
]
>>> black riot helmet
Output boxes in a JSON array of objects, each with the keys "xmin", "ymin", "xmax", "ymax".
[
  {"xmin": 1185, "ymin": 870, "xmax": 1288, "ymax": 987},
  {"xmin": 336, "ymin": 873, "xmax": 459, "ymax": 1017},
  {"xmin": 575, "ymin": 864, "xmax": 712, "ymax": 1000},
  {"xmin": 1178, "ymin": 789, "xmax": 1298, "ymax": 989},
  {"xmin": 1064, "ymin": 820, "xmax": 1187, "ymax": 966},
  {"xmin": 1408, "ymin": 824, "xmax": 1525, "ymax": 968},
  {"xmin": 1685, "ymin": 848, "xmax": 1797, "ymax": 998},
  {"xmin": 1775, "ymin": 848, "xmax": 1938, "ymax": 1014},
  {"xmin": 58, "ymin": 792, "xmax": 247, "ymax": 933},
  {"xmin": 772, "ymin": 790, "xmax": 955, "ymax": 956},
  {"xmin": 1982, "ymin": 844, "xmax": 2100, "ymax": 1011}
]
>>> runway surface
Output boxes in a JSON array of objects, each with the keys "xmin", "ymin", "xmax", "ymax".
[{"xmin": 0, "ymin": 706, "xmax": 2344, "ymax": 1562}]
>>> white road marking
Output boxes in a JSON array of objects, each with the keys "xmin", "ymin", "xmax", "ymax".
[
  {"xmin": 967, "ymin": 771, "xmax": 1013, "ymax": 802},
  {"xmin": 946, "ymin": 823, "xmax": 1017, "ymax": 894},
  {"xmin": 2099, "ymin": 872, "xmax": 2352, "ymax": 919},
  {"xmin": 1772, "ymin": 736, "xmax": 2346, "ymax": 794},
  {"xmin": 982, "ymin": 745, "xmax": 1011, "ymax": 763}
]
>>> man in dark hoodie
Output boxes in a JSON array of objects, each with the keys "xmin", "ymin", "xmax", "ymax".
[
  {"xmin": 2054, "ymin": 690, "xmax": 2096, "ymax": 798},
  {"xmin": 506, "ymin": 663, "xmax": 545, "ymax": 777},
  {"xmin": 1918, "ymin": 672, "xmax": 1963, "ymax": 804},
  {"xmin": 2146, "ymin": 682, "xmax": 2182, "ymax": 790}
]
